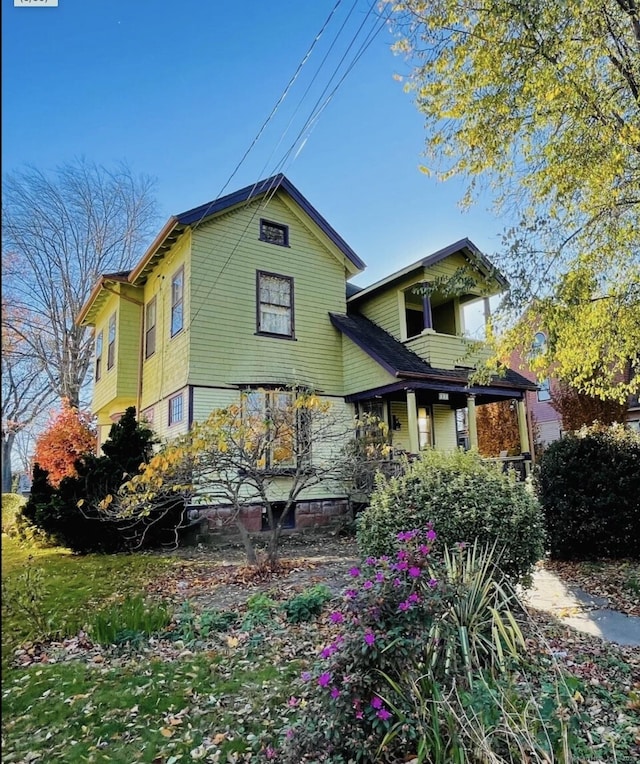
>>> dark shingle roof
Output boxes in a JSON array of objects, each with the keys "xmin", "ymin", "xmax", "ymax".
[{"xmin": 329, "ymin": 312, "xmax": 536, "ymax": 391}]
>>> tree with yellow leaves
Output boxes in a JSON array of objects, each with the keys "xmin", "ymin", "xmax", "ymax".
[
  {"xmin": 114, "ymin": 389, "xmax": 375, "ymax": 567},
  {"xmin": 387, "ymin": 0, "xmax": 640, "ymax": 401}
]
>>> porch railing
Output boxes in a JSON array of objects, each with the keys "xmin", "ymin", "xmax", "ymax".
[{"xmin": 483, "ymin": 454, "xmax": 532, "ymax": 481}]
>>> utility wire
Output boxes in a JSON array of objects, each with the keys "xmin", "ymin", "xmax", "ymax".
[
  {"xmin": 188, "ymin": 1, "xmax": 391, "ymax": 331},
  {"xmin": 189, "ymin": 0, "xmax": 344, "ymax": 235}
]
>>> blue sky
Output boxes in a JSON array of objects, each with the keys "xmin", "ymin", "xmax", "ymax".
[{"xmin": 2, "ymin": 0, "xmax": 509, "ymax": 291}]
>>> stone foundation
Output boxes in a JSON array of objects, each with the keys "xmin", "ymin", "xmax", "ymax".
[{"xmin": 200, "ymin": 498, "xmax": 350, "ymax": 537}]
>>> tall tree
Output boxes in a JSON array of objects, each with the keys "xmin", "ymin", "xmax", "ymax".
[
  {"xmin": 2, "ymin": 159, "xmax": 158, "ymax": 409},
  {"xmin": 1, "ymin": 302, "xmax": 54, "ymax": 492},
  {"xmin": 387, "ymin": 0, "xmax": 640, "ymax": 400}
]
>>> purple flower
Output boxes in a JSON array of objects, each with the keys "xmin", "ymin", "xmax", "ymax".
[
  {"xmin": 419, "ymin": 544, "xmax": 430, "ymax": 555},
  {"xmin": 398, "ymin": 601, "xmax": 410, "ymax": 612},
  {"xmin": 355, "ymin": 710, "xmax": 364, "ymax": 720},
  {"xmin": 396, "ymin": 549, "xmax": 408, "ymax": 561},
  {"xmin": 396, "ymin": 560, "xmax": 408, "ymax": 571},
  {"xmin": 345, "ymin": 588, "xmax": 358, "ymax": 599},
  {"xmin": 331, "ymin": 687, "xmax": 341, "ymax": 699},
  {"xmin": 408, "ymin": 592, "xmax": 420, "ymax": 603},
  {"xmin": 301, "ymin": 671, "xmax": 311, "ymax": 682},
  {"xmin": 363, "ymin": 580, "xmax": 373, "ymax": 590},
  {"xmin": 428, "ymin": 578, "xmax": 438, "ymax": 588},
  {"xmin": 288, "ymin": 696, "xmax": 299, "ymax": 707},
  {"xmin": 285, "ymin": 728, "xmax": 295, "ymax": 740},
  {"xmin": 364, "ymin": 631, "xmax": 376, "ymax": 646},
  {"xmin": 375, "ymin": 571, "xmax": 385, "ymax": 583},
  {"xmin": 408, "ymin": 566, "xmax": 421, "ymax": 578},
  {"xmin": 397, "ymin": 530, "xmax": 417, "ymax": 542},
  {"xmin": 365, "ymin": 556, "xmax": 377, "ymax": 565},
  {"xmin": 318, "ymin": 672, "xmax": 332, "ymax": 687},
  {"xmin": 320, "ymin": 646, "xmax": 334, "ymax": 659},
  {"xmin": 426, "ymin": 529, "xmax": 437, "ymax": 542},
  {"xmin": 377, "ymin": 708, "xmax": 392, "ymax": 721},
  {"xmin": 379, "ymin": 555, "xmax": 390, "ymax": 562},
  {"xmin": 393, "ymin": 578, "xmax": 402, "ymax": 587},
  {"xmin": 330, "ymin": 611, "xmax": 344, "ymax": 624},
  {"xmin": 371, "ymin": 696, "xmax": 383, "ymax": 709},
  {"xmin": 349, "ymin": 567, "xmax": 361, "ymax": 577},
  {"xmin": 265, "ymin": 746, "xmax": 277, "ymax": 759}
]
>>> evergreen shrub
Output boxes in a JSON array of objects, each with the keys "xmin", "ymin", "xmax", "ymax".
[
  {"xmin": 22, "ymin": 408, "xmax": 189, "ymax": 553},
  {"xmin": 356, "ymin": 449, "xmax": 544, "ymax": 585},
  {"xmin": 536, "ymin": 424, "xmax": 640, "ymax": 560}
]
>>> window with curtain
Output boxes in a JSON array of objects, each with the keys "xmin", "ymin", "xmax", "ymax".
[{"xmin": 257, "ymin": 271, "xmax": 293, "ymax": 337}]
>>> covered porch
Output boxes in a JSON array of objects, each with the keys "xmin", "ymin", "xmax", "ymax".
[{"xmin": 347, "ymin": 378, "xmax": 534, "ymax": 480}]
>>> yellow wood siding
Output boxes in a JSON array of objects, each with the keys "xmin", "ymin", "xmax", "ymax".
[
  {"xmin": 91, "ymin": 285, "xmax": 142, "ymax": 419},
  {"xmin": 355, "ymin": 253, "xmax": 495, "ymax": 342},
  {"xmin": 433, "ymin": 404, "xmax": 457, "ymax": 451},
  {"xmin": 404, "ymin": 333, "xmax": 491, "ymax": 370},
  {"xmin": 188, "ymin": 195, "xmax": 348, "ymax": 396},
  {"xmin": 342, "ymin": 336, "xmax": 397, "ymax": 396},
  {"xmin": 390, "ymin": 401, "xmax": 411, "ymax": 452},
  {"xmin": 139, "ymin": 234, "xmax": 191, "ymax": 412}
]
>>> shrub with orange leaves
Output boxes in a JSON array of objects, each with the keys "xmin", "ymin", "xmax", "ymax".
[{"xmin": 33, "ymin": 400, "xmax": 96, "ymax": 486}]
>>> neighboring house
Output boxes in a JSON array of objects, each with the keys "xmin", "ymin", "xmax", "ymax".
[
  {"xmin": 509, "ymin": 331, "xmax": 562, "ymax": 448},
  {"xmin": 510, "ymin": 333, "xmax": 639, "ymax": 447},
  {"xmin": 77, "ymin": 174, "xmax": 536, "ymax": 530}
]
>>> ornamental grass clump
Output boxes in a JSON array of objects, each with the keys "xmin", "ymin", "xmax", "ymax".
[{"xmin": 272, "ymin": 528, "xmax": 528, "ymax": 763}]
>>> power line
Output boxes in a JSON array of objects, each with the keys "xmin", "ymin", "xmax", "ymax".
[
  {"xmin": 187, "ymin": 1, "xmax": 390, "ymax": 332},
  {"xmin": 189, "ymin": 0, "xmax": 345, "ymax": 236}
]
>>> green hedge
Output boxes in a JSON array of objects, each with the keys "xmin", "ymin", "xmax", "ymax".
[
  {"xmin": 1, "ymin": 493, "xmax": 26, "ymax": 536},
  {"xmin": 356, "ymin": 449, "xmax": 544, "ymax": 585},
  {"xmin": 536, "ymin": 424, "xmax": 640, "ymax": 560}
]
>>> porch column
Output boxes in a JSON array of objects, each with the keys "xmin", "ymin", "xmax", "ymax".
[
  {"xmin": 467, "ymin": 394, "xmax": 478, "ymax": 449},
  {"xmin": 422, "ymin": 283, "xmax": 433, "ymax": 330},
  {"xmin": 406, "ymin": 389, "xmax": 420, "ymax": 454},
  {"xmin": 517, "ymin": 398, "xmax": 530, "ymax": 454}
]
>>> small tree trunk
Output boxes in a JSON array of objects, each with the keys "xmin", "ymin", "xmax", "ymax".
[
  {"xmin": 1, "ymin": 432, "xmax": 16, "ymax": 494},
  {"xmin": 234, "ymin": 517, "xmax": 257, "ymax": 566},
  {"xmin": 268, "ymin": 524, "xmax": 282, "ymax": 569}
]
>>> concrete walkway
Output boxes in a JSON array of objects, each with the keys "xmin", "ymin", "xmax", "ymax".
[{"xmin": 521, "ymin": 568, "xmax": 640, "ymax": 647}]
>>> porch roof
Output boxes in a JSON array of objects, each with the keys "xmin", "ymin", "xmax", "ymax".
[{"xmin": 329, "ymin": 312, "xmax": 537, "ymax": 397}]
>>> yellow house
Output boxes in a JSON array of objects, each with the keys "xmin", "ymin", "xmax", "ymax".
[{"xmin": 77, "ymin": 175, "xmax": 535, "ymax": 530}]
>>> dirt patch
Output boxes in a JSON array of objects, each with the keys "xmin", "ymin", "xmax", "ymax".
[{"xmin": 144, "ymin": 534, "xmax": 361, "ymax": 612}]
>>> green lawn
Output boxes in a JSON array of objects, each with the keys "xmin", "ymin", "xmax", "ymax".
[
  {"xmin": 1, "ymin": 534, "xmax": 306, "ymax": 762},
  {"xmin": 2, "ymin": 535, "xmax": 175, "ymax": 666}
]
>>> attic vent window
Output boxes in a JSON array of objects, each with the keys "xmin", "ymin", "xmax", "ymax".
[{"xmin": 260, "ymin": 219, "xmax": 289, "ymax": 247}]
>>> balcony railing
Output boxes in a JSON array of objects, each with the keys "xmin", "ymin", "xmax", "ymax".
[{"xmin": 404, "ymin": 331, "xmax": 491, "ymax": 370}]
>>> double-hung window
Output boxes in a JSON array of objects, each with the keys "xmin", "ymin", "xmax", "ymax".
[
  {"xmin": 242, "ymin": 389, "xmax": 305, "ymax": 469},
  {"xmin": 145, "ymin": 297, "xmax": 157, "ymax": 358},
  {"xmin": 257, "ymin": 271, "xmax": 293, "ymax": 337},
  {"xmin": 107, "ymin": 313, "xmax": 116, "ymax": 370},
  {"xmin": 168, "ymin": 393, "xmax": 183, "ymax": 426},
  {"xmin": 171, "ymin": 267, "xmax": 184, "ymax": 337},
  {"xmin": 95, "ymin": 331, "xmax": 103, "ymax": 381}
]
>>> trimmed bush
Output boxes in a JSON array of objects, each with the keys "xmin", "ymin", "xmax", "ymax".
[
  {"xmin": 1, "ymin": 493, "xmax": 26, "ymax": 536},
  {"xmin": 356, "ymin": 449, "xmax": 544, "ymax": 585},
  {"xmin": 536, "ymin": 424, "xmax": 640, "ymax": 560},
  {"xmin": 2, "ymin": 492, "xmax": 54, "ymax": 547}
]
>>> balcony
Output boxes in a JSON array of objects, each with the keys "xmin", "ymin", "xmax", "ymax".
[{"xmin": 404, "ymin": 331, "xmax": 491, "ymax": 370}]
